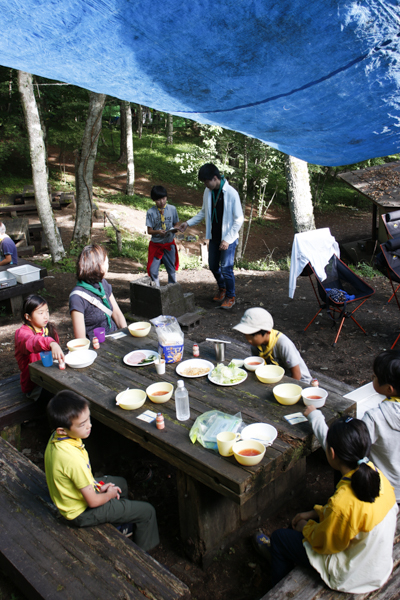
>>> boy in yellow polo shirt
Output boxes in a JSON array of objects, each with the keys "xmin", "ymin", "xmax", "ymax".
[{"xmin": 44, "ymin": 391, "xmax": 159, "ymax": 551}]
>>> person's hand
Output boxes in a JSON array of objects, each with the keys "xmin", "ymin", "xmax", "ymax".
[
  {"xmin": 158, "ymin": 229, "xmax": 166, "ymax": 237},
  {"xmin": 304, "ymin": 405, "xmax": 316, "ymax": 417},
  {"xmin": 100, "ymin": 483, "xmax": 121, "ymax": 499},
  {"xmin": 292, "ymin": 510, "xmax": 317, "ymax": 530},
  {"xmin": 179, "ymin": 222, "xmax": 188, "ymax": 232},
  {"xmin": 50, "ymin": 342, "xmax": 65, "ymax": 362},
  {"xmin": 219, "ymin": 240, "xmax": 229, "ymax": 251}
]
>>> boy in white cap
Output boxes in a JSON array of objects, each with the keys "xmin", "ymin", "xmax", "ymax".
[{"xmin": 233, "ymin": 307, "xmax": 311, "ymax": 383}]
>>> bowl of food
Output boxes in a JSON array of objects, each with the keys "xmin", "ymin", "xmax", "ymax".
[
  {"xmin": 146, "ymin": 382, "xmax": 174, "ymax": 403},
  {"xmin": 64, "ymin": 349, "xmax": 97, "ymax": 369},
  {"xmin": 302, "ymin": 387, "xmax": 328, "ymax": 409},
  {"xmin": 128, "ymin": 322, "xmax": 151, "ymax": 338},
  {"xmin": 116, "ymin": 389, "xmax": 147, "ymax": 410},
  {"xmin": 67, "ymin": 338, "xmax": 90, "ymax": 352},
  {"xmin": 232, "ymin": 440, "xmax": 266, "ymax": 466},
  {"xmin": 273, "ymin": 383, "xmax": 302, "ymax": 405},
  {"xmin": 240, "ymin": 423, "xmax": 278, "ymax": 447},
  {"xmin": 243, "ymin": 356, "xmax": 265, "ymax": 372},
  {"xmin": 255, "ymin": 364, "xmax": 284, "ymax": 384}
]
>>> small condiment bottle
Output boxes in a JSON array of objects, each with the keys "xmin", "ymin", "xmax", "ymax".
[
  {"xmin": 311, "ymin": 378, "xmax": 319, "ymax": 387},
  {"xmin": 156, "ymin": 413, "xmax": 165, "ymax": 430},
  {"xmin": 92, "ymin": 336, "xmax": 100, "ymax": 350},
  {"xmin": 59, "ymin": 359, "xmax": 66, "ymax": 370},
  {"xmin": 193, "ymin": 343, "xmax": 200, "ymax": 357}
]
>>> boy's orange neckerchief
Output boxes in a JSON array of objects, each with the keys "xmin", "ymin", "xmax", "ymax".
[{"xmin": 257, "ymin": 329, "xmax": 281, "ymax": 365}]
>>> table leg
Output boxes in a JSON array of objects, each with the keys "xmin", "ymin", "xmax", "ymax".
[
  {"xmin": 177, "ymin": 458, "xmax": 306, "ymax": 568},
  {"xmin": 10, "ymin": 295, "xmax": 23, "ymax": 316}
]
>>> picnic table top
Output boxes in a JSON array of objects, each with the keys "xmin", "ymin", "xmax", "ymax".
[
  {"xmin": 338, "ymin": 160, "xmax": 400, "ymax": 209},
  {"xmin": 29, "ymin": 329, "xmax": 356, "ymax": 506}
]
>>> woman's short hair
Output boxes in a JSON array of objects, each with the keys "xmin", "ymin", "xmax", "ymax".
[{"xmin": 76, "ymin": 244, "xmax": 108, "ymax": 284}]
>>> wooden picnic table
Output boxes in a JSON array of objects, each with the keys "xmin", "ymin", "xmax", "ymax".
[{"xmin": 29, "ymin": 329, "xmax": 356, "ymax": 567}]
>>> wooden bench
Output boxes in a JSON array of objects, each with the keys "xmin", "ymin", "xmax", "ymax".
[
  {"xmin": 0, "ymin": 202, "xmax": 61, "ymax": 217},
  {"xmin": 0, "ymin": 436, "xmax": 191, "ymax": 600},
  {"xmin": 259, "ymin": 513, "xmax": 400, "ymax": 600},
  {"xmin": 0, "ymin": 374, "xmax": 42, "ymax": 448}
]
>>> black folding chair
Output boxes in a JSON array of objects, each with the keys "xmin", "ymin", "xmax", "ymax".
[
  {"xmin": 381, "ymin": 211, "xmax": 400, "ymax": 304},
  {"xmin": 303, "ymin": 254, "xmax": 375, "ymax": 347},
  {"xmin": 376, "ymin": 238, "xmax": 400, "ymax": 349}
]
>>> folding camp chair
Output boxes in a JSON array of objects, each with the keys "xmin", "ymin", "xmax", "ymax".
[
  {"xmin": 376, "ymin": 238, "xmax": 400, "ymax": 349},
  {"xmin": 303, "ymin": 254, "xmax": 375, "ymax": 347},
  {"xmin": 381, "ymin": 211, "xmax": 400, "ymax": 304}
]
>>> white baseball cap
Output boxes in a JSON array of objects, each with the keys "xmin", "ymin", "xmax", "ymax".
[{"xmin": 233, "ymin": 308, "xmax": 274, "ymax": 335}]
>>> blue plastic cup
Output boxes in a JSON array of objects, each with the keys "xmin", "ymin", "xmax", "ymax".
[{"xmin": 40, "ymin": 351, "xmax": 53, "ymax": 367}]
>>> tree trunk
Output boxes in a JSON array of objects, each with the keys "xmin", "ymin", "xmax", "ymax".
[
  {"xmin": 137, "ymin": 105, "xmax": 143, "ymax": 139},
  {"xmin": 167, "ymin": 114, "xmax": 173, "ymax": 145},
  {"xmin": 123, "ymin": 101, "xmax": 135, "ymax": 196},
  {"xmin": 236, "ymin": 136, "xmax": 248, "ymax": 260},
  {"xmin": 118, "ymin": 102, "xmax": 127, "ymax": 163},
  {"xmin": 284, "ymin": 154, "xmax": 315, "ymax": 233},
  {"xmin": 73, "ymin": 92, "xmax": 107, "ymax": 246},
  {"xmin": 18, "ymin": 71, "xmax": 65, "ymax": 262}
]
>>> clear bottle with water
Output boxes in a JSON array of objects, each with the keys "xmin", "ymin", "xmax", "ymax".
[{"xmin": 175, "ymin": 380, "xmax": 190, "ymax": 421}]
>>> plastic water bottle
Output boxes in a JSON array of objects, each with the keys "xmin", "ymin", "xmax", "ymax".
[{"xmin": 175, "ymin": 380, "xmax": 190, "ymax": 421}]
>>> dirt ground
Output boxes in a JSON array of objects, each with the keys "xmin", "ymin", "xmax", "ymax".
[{"xmin": 0, "ymin": 158, "xmax": 395, "ymax": 599}]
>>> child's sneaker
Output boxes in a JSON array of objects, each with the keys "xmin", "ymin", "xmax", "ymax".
[
  {"xmin": 251, "ymin": 532, "xmax": 271, "ymax": 562},
  {"xmin": 116, "ymin": 523, "xmax": 133, "ymax": 537}
]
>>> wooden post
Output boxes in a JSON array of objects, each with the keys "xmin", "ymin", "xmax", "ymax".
[{"xmin": 105, "ymin": 212, "xmax": 122, "ymax": 254}]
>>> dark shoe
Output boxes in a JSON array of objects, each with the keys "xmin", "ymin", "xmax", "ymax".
[
  {"xmin": 251, "ymin": 532, "xmax": 271, "ymax": 562},
  {"xmin": 221, "ymin": 296, "xmax": 235, "ymax": 309},
  {"xmin": 213, "ymin": 288, "xmax": 226, "ymax": 302},
  {"xmin": 116, "ymin": 523, "xmax": 133, "ymax": 537}
]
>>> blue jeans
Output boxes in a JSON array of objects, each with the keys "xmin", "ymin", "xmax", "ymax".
[
  {"xmin": 270, "ymin": 528, "xmax": 312, "ymax": 586},
  {"xmin": 208, "ymin": 238, "xmax": 238, "ymax": 298}
]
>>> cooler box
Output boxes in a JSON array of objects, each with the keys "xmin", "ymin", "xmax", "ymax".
[
  {"xmin": 0, "ymin": 271, "xmax": 17, "ymax": 288},
  {"xmin": 8, "ymin": 264, "xmax": 41, "ymax": 284}
]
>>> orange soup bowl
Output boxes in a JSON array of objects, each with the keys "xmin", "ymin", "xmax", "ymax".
[
  {"xmin": 232, "ymin": 440, "xmax": 266, "ymax": 466},
  {"xmin": 146, "ymin": 382, "xmax": 173, "ymax": 403}
]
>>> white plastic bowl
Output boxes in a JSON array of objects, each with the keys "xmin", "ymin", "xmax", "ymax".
[
  {"xmin": 64, "ymin": 350, "xmax": 97, "ymax": 369},
  {"xmin": 241, "ymin": 423, "xmax": 278, "ymax": 447},
  {"xmin": 146, "ymin": 382, "xmax": 174, "ymax": 403},
  {"xmin": 302, "ymin": 387, "xmax": 328, "ymax": 409},
  {"xmin": 255, "ymin": 364, "xmax": 284, "ymax": 384},
  {"xmin": 243, "ymin": 356, "xmax": 265, "ymax": 372},
  {"xmin": 273, "ymin": 383, "xmax": 302, "ymax": 405},
  {"xmin": 67, "ymin": 338, "xmax": 90, "ymax": 352},
  {"xmin": 116, "ymin": 389, "xmax": 146, "ymax": 410},
  {"xmin": 128, "ymin": 322, "xmax": 151, "ymax": 337},
  {"xmin": 232, "ymin": 440, "xmax": 266, "ymax": 466}
]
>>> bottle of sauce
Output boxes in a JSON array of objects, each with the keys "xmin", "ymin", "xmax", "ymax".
[
  {"xmin": 175, "ymin": 380, "xmax": 190, "ymax": 421},
  {"xmin": 311, "ymin": 378, "xmax": 319, "ymax": 387},
  {"xmin": 92, "ymin": 336, "xmax": 100, "ymax": 350},
  {"xmin": 156, "ymin": 413, "xmax": 165, "ymax": 430},
  {"xmin": 193, "ymin": 343, "xmax": 200, "ymax": 357}
]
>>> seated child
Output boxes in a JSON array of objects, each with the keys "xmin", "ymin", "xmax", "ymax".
[
  {"xmin": 305, "ymin": 349, "xmax": 400, "ymax": 502},
  {"xmin": 233, "ymin": 307, "xmax": 311, "ymax": 383},
  {"xmin": 146, "ymin": 185, "xmax": 179, "ymax": 287},
  {"xmin": 253, "ymin": 417, "xmax": 398, "ymax": 593},
  {"xmin": 44, "ymin": 391, "xmax": 159, "ymax": 552},
  {"xmin": 15, "ymin": 294, "xmax": 64, "ymax": 400}
]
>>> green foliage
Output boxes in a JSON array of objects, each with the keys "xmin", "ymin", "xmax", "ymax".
[
  {"xmin": 236, "ymin": 254, "xmax": 290, "ymax": 272},
  {"xmin": 40, "ymin": 256, "xmax": 77, "ymax": 274},
  {"xmin": 102, "ymin": 192, "xmax": 199, "ymax": 221},
  {"xmin": 348, "ymin": 262, "xmax": 383, "ymax": 279}
]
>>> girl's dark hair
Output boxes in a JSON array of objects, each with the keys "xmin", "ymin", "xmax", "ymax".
[
  {"xmin": 327, "ymin": 417, "xmax": 380, "ymax": 503},
  {"xmin": 76, "ymin": 244, "xmax": 108, "ymax": 284},
  {"xmin": 150, "ymin": 185, "xmax": 168, "ymax": 201},
  {"xmin": 22, "ymin": 294, "xmax": 58, "ymax": 340},
  {"xmin": 373, "ymin": 350, "xmax": 400, "ymax": 394},
  {"xmin": 198, "ymin": 163, "xmax": 221, "ymax": 182},
  {"xmin": 47, "ymin": 390, "xmax": 90, "ymax": 430}
]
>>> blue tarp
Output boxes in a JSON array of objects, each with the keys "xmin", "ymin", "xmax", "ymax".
[{"xmin": 2, "ymin": 0, "xmax": 400, "ymax": 165}]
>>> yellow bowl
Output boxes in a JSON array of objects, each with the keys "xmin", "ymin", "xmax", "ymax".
[
  {"xmin": 128, "ymin": 322, "xmax": 151, "ymax": 337},
  {"xmin": 146, "ymin": 382, "xmax": 174, "ymax": 404},
  {"xmin": 243, "ymin": 356, "xmax": 265, "ymax": 372},
  {"xmin": 232, "ymin": 440, "xmax": 266, "ymax": 466},
  {"xmin": 255, "ymin": 364, "xmax": 285, "ymax": 384},
  {"xmin": 67, "ymin": 338, "xmax": 90, "ymax": 352},
  {"xmin": 273, "ymin": 383, "xmax": 302, "ymax": 405},
  {"xmin": 116, "ymin": 389, "xmax": 146, "ymax": 410}
]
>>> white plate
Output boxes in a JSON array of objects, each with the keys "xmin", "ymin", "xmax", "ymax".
[
  {"xmin": 208, "ymin": 368, "xmax": 247, "ymax": 387},
  {"xmin": 241, "ymin": 423, "xmax": 278, "ymax": 447},
  {"xmin": 65, "ymin": 349, "xmax": 97, "ymax": 369},
  {"xmin": 123, "ymin": 349, "xmax": 159, "ymax": 367},
  {"xmin": 176, "ymin": 359, "xmax": 214, "ymax": 378}
]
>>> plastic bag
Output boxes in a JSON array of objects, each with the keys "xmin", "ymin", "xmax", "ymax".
[
  {"xmin": 150, "ymin": 315, "xmax": 184, "ymax": 363},
  {"xmin": 189, "ymin": 410, "xmax": 242, "ymax": 451}
]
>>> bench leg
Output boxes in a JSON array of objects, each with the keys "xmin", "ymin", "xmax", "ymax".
[
  {"xmin": 1, "ymin": 424, "xmax": 21, "ymax": 449},
  {"xmin": 10, "ymin": 295, "xmax": 23, "ymax": 316}
]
